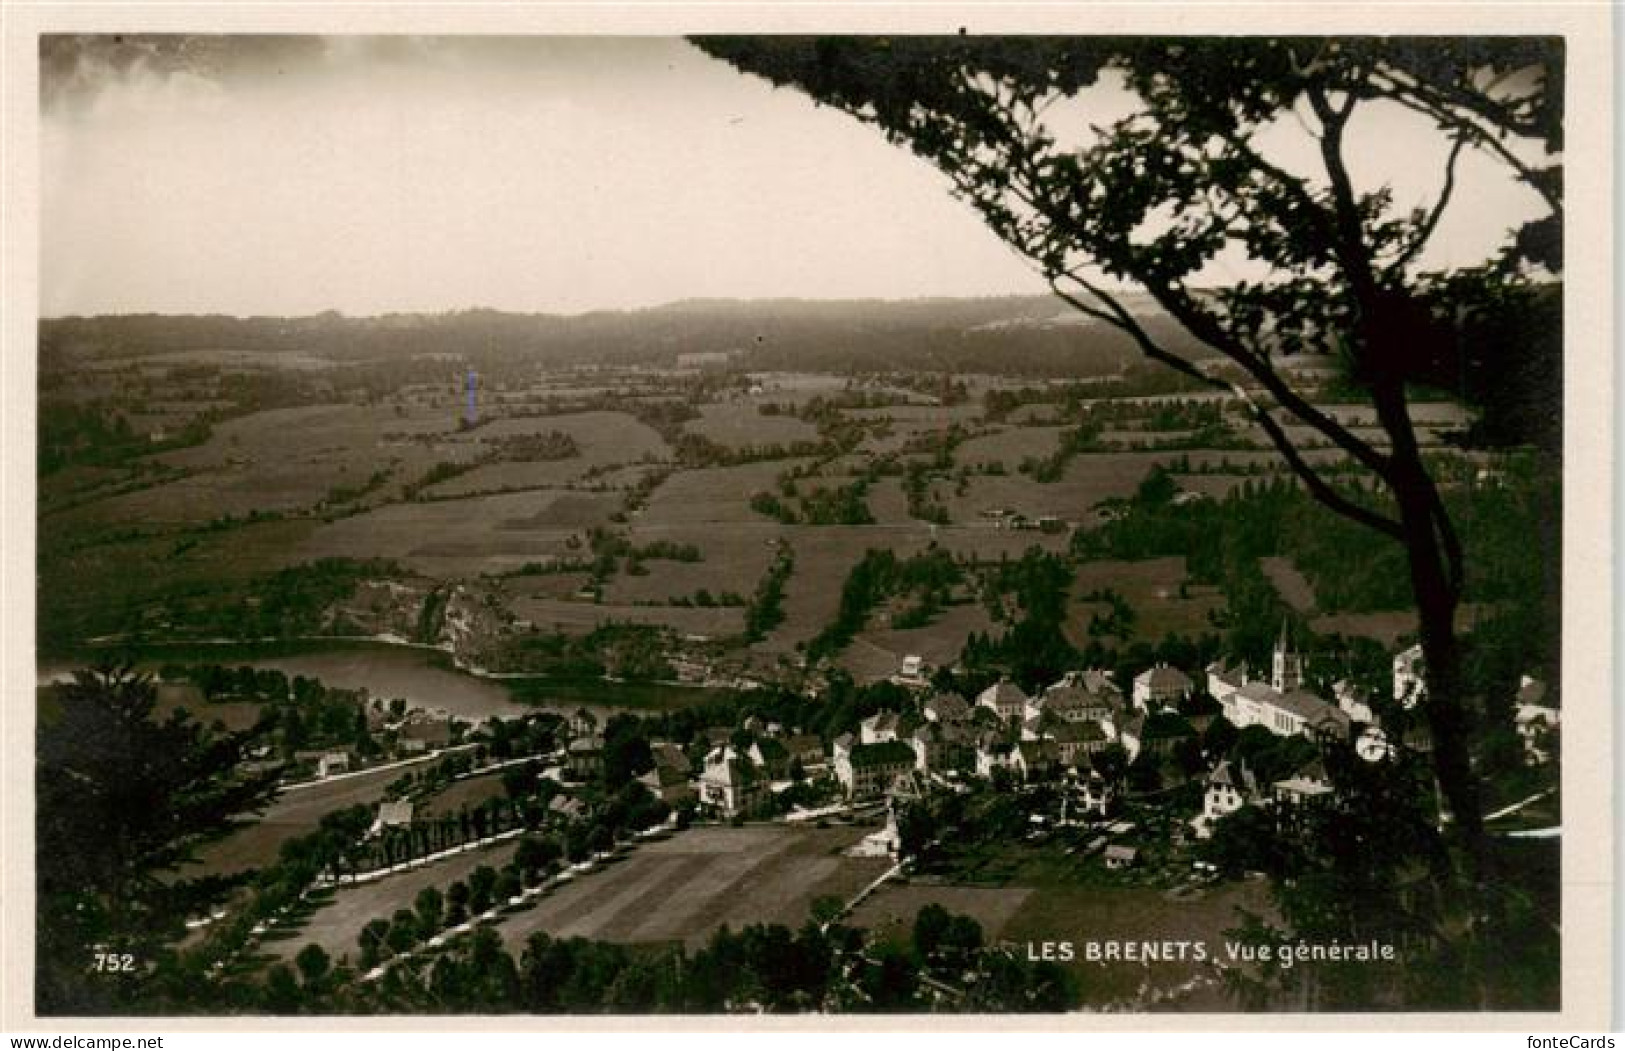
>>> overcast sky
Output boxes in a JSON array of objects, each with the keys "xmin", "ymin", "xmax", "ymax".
[{"xmin": 39, "ymin": 35, "xmax": 1551, "ymax": 318}]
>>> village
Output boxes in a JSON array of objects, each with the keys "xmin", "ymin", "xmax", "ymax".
[{"xmin": 233, "ymin": 621, "xmax": 1558, "ymax": 898}]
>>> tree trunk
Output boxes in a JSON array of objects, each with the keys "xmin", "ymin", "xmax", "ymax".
[{"xmin": 1371, "ymin": 379, "xmax": 1484, "ymax": 851}]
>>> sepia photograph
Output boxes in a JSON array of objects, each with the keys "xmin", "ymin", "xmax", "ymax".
[{"xmin": 4, "ymin": 5, "xmax": 1615, "ymax": 1032}]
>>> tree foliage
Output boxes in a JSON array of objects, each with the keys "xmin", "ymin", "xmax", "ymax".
[
  {"xmin": 36, "ymin": 663, "xmax": 282, "ymax": 1013},
  {"xmin": 695, "ymin": 31, "xmax": 1561, "ymax": 852}
]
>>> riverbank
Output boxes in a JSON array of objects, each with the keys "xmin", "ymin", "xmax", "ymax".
[{"xmin": 41, "ymin": 634, "xmax": 745, "ymax": 724}]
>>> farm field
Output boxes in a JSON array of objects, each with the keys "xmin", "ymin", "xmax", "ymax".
[
  {"xmin": 638, "ymin": 460, "xmax": 815, "ymax": 526},
  {"xmin": 1065, "ymin": 557, "xmax": 1226, "ymax": 645},
  {"xmin": 601, "ymin": 526, "xmax": 781, "ymax": 605},
  {"xmin": 839, "ymin": 603, "xmax": 1001, "ymax": 684},
  {"xmin": 686, "ymin": 400, "xmax": 820, "ymax": 448},
  {"xmin": 492, "ymin": 824, "xmax": 893, "ymax": 950},
  {"xmin": 190, "ymin": 763, "xmax": 414, "ymax": 879},
  {"xmin": 509, "ymin": 597, "xmax": 746, "ymax": 639},
  {"xmin": 300, "ymin": 490, "xmax": 621, "ymax": 577},
  {"xmin": 155, "ymin": 683, "xmax": 262, "ymax": 733},
  {"xmin": 270, "ymin": 839, "xmax": 523, "ymax": 965},
  {"xmin": 758, "ymin": 527, "xmax": 936, "ymax": 654},
  {"xmin": 943, "ymin": 450, "xmax": 1173, "ymax": 524},
  {"xmin": 1260, "ymin": 556, "xmax": 1317, "ymax": 613},
  {"xmin": 846, "ymin": 882, "xmax": 1035, "ymax": 943},
  {"xmin": 425, "ymin": 411, "xmax": 671, "ymax": 496},
  {"xmin": 417, "ymin": 771, "xmax": 510, "ymax": 820}
]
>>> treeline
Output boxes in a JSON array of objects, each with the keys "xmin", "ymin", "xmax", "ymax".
[
  {"xmin": 173, "ymin": 558, "xmax": 411, "ymax": 641},
  {"xmin": 744, "ymin": 542, "xmax": 795, "ymax": 642},
  {"xmin": 40, "ymin": 296, "xmax": 1214, "ymax": 380},
  {"xmin": 258, "ymin": 902, "xmax": 1075, "ymax": 1014},
  {"xmin": 806, "ymin": 547, "xmax": 964, "ymax": 663},
  {"xmin": 489, "ymin": 623, "xmax": 676, "ymax": 681},
  {"xmin": 38, "ymin": 401, "xmax": 209, "ymax": 476}
]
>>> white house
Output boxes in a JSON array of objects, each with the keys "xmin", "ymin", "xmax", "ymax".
[
  {"xmin": 976, "ymin": 678, "xmax": 1030, "ymax": 724},
  {"xmin": 698, "ymin": 746, "xmax": 766, "ymax": 816},
  {"xmin": 1195, "ymin": 760, "xmax": 1259, "ymax": 838},
  {"xmin": 1514, "ymin": 679, "xmax": 1559, "ymax": 763},
  {"xmin": 923, "ymin": 691, "xmax": 972, "ymax": 724},
  {"xmin": 1393, "ymin": 644, "xmax": 1425, "ymax": 706},
  {"xmin": 1223, "ymin": 681, "xmax": 1350, "ymax": 740},
  {"xmin": 1132, "ymin": 664, "xmax": 1193, "ymax": 710},
  {"xmin": 860, "ymin": 710, "xmax": 904, "ymax": 745}
]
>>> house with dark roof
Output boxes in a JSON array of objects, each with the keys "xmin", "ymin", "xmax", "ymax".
[
  {"xmin": 638, "ymin": 763, "xmax": 696, "ymax": 806},
  {"xmin": 923, "ymin": 691, "xmax": 972, "ymax": 724},
  {"xmin": 860, "ymin": 710, "xmax": 904, "ymax": 745},
  {"xmin": 976, "ymin": 678, "xmax": 1030, "ymax": 724},
  {"xmin": 1139, "ymin": 709, "xmax": 1198, "ymax": 757},
  {"xmin": 1038, "ymin": 676, "xmax": 1122, "ymax": 726},
  {"xmin": 400, "ymin": 713, "xmax": 453, "ymax": 751},
  {"xmin": 1132, "ymin": 664, "xmax": 1194, "ymax": 710},
  {"xmin": 567, "ymin": 735, "xmax": 605, "ymax": 780},
  {"xmin": 747, "ymin": 737, "xmax": 792, "ymax": 780},
  {"xmin": 1104, "ymin": 844, "xmax": 1139, "ymax": 870},
  {"xmin": 835, "ymin": 739, "xmax": 918, "ymax": 799},
  {"xmin": 1014, "ymin": 739, "xmax": 1061, "ymax": 782},
  {"xmin": 1048, "ymin": 718, "xmax": 1110, "ymax": 766},
  {"xmin": 784, "ymin": 733, "xmax": 826, "ymax": 771}
]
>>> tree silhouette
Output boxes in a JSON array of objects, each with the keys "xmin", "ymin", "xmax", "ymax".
[
  {"xmin": 36, "ymin": 662, "xmax": 282, "ymax": 1013},
  {"xmin": 695, "ymin": 33, "xmax": 1560, "ymax": 860}
]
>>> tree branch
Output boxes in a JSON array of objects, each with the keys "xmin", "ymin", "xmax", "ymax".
[
  {"xmin": 1390, "ymin": 135, "xmax": 1467, "ymax": 275},
  {"xmin": 1050, "ymin": 272, "xmax": 1404, "ymax": 541}
]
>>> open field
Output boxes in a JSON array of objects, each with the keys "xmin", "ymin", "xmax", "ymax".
[
  {"xmin": 943, "ymin": 451, "xmax": 1171, "ymax": 524},
  {"xmin": 601, "ymin": 526, "xmax": 781, "ymax": 605},
  {"xmin": 300, "ymin": 490, "xmax": 621, "ymax": 577},
  {"xmin": 56, "ymin": 404, "xmax": 473, "ymax": 526},
  {"xmin": 839, "ymin": 603, "xmax": 1000, "ymax": 684},
  {"xmin": 269, "ymin": 839, "xmax": 523, "ymax": 965},
  {"xmin": 425, "ymin": 411, "xmax": 671, "ymax": 496},
  {"xmin": 492, "ymin": 824, "xmax": 893, "ymax": 949},
  {"xmin": 1260, "ymin": 556, "xmax": 1317, "ymax": 613},
  {"xmin": 1065, "ymin": 557, "xmax": 1226, "ymax": 645},
  {"xmin": 954, "ymin": 425, "xmax": 1068, "ymax": 468},
  {"xmin": 757, "ymin": 527, "xmax": 935, "ymax": 654},
  {"xmin": 848, "ymin": 883, "xmax": 1035, "ymax": 946},
  {"xmin": 510, "ymin": 597, "xmax": 746, "ymax": 638},
  {"xmin": 417, "ymin": 771, "xmax": 510, "ymax": 820},
  {"xmin": 686, "ymin": 401, "xmax": 820, "ymax": 448},
  {"xmin": 639, "ymin": 460, "xmax": 815, "ymax": 526},
  {"xmin": 189, "ymin": 764, "xmax": 410, "ymax": 879},
  {"xmin": 155, "ymin": 683, "xmax": 263, "ymax": 733}
]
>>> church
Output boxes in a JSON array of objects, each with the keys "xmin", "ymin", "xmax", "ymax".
[{"xmin": 1206, "ymin": 624, "xmax": 1351, "ymax": 741}]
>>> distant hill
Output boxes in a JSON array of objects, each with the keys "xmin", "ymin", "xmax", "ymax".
[{"xmin": 40, "ymin": 294, "xmax": 1219, "ymax": 380}]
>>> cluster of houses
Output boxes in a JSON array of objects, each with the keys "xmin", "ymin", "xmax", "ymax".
[
  {"xmin": 295, "ymin": 706, "xmax": 459, "ymax": 782},
  {"xmin": 552, "ymin": 630, "xmax": 1558, "ymax": 840}
]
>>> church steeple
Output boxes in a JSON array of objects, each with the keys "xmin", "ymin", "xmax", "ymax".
[{"xmin": 1272, "ymin": 618, "xmax": 1303, "ymax": 692}]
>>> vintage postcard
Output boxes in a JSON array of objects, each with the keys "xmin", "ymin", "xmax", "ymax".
[{"xmin": 1, "ymin": 1, "xmax": 1614, "ymax": 1033}]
